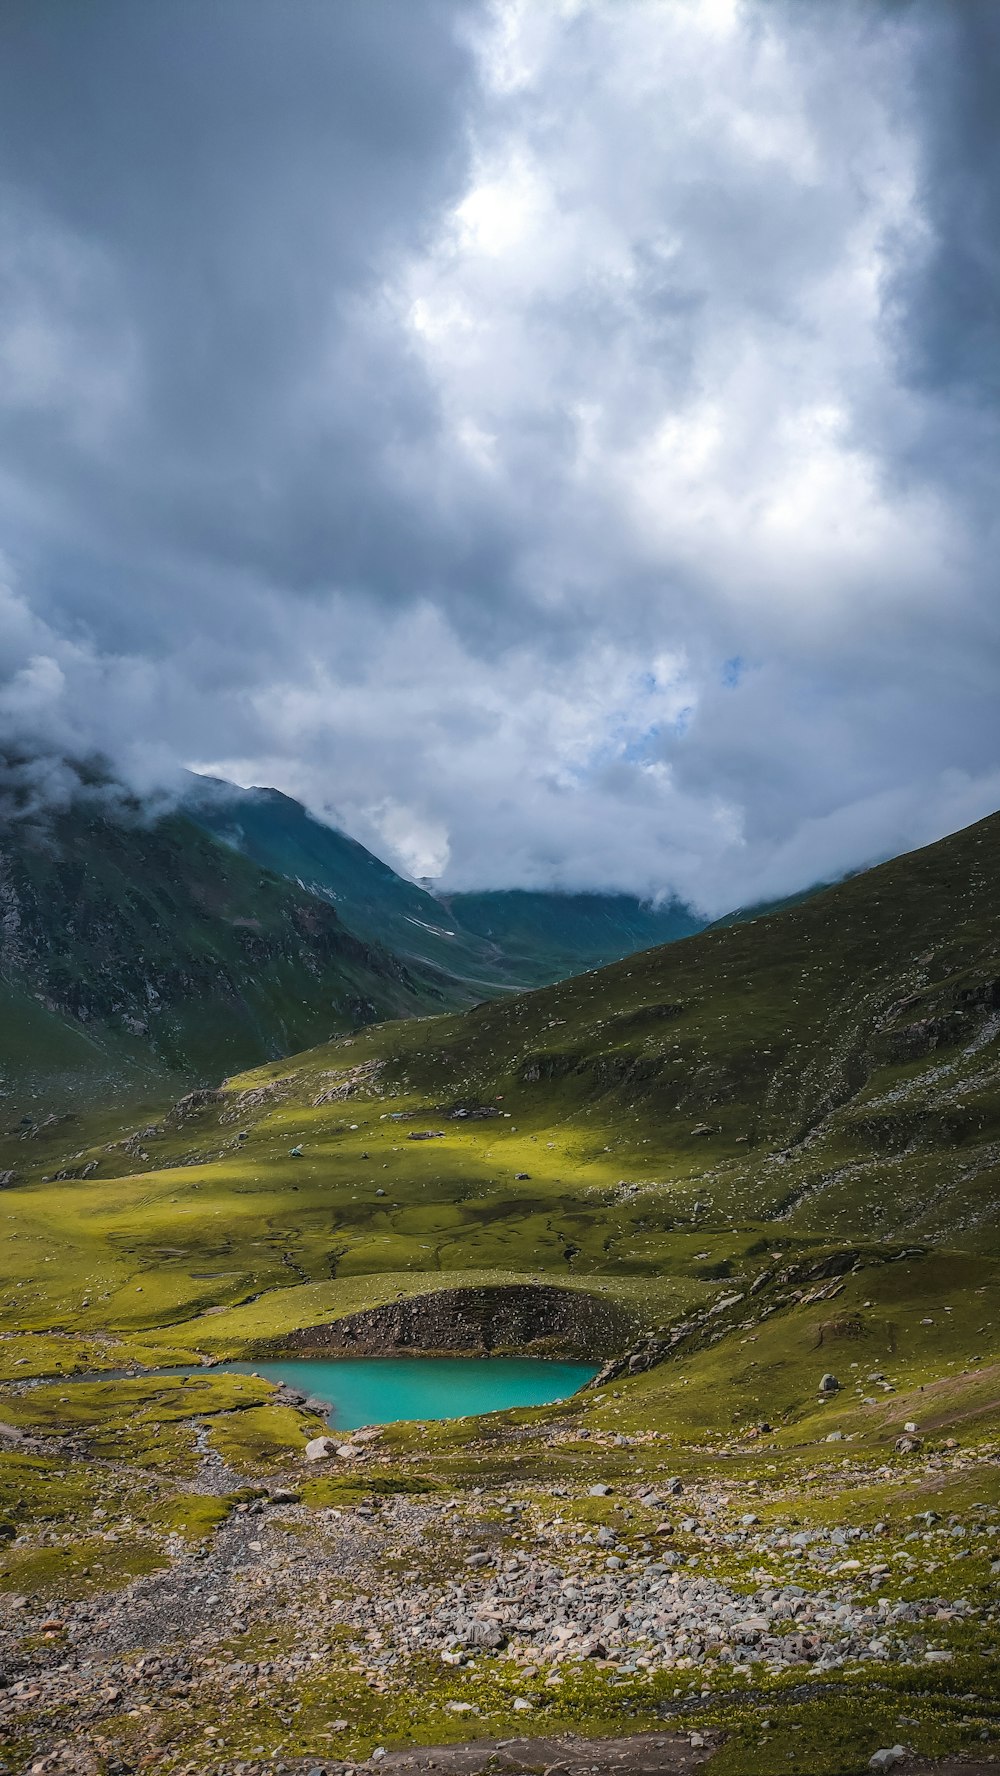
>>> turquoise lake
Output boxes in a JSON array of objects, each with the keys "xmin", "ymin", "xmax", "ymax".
[{"xmin": 214, "ymin": 1356, "xmax": 598, "ymax": 1430}]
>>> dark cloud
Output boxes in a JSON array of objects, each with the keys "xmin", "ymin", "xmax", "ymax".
[
  {"xmin": 0, "ymin": 0, "xmax": 997, "ymax": 913},
  {"xmin": 0, "ymin": 0, "xmax": 483, "ymax": 610}
]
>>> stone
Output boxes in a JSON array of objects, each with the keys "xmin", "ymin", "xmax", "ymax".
[
  {"xmin": 304, "ymin": 1436, "xmax": 337, "ymax": 1461},
  {"xmin": 589, "ymin": 1483, "xmax": 612, "ymax": 1496},
  {"xmin": 868, "ymin": 1748, "xmax": 905, "ymax": 1772},
  {"xmin": 819, "ymin": 1373, "xmax": 840, "ymax": 1393}
]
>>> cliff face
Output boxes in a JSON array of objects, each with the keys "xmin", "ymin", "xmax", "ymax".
[{"xmin": 280, "ymin": 1284, "xmax": 633, "ymax": 1360}]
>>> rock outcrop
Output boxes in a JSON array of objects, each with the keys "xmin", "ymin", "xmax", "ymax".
[{"xmin": 279, "ymin": 1283, "xmax": 631, "ymax": 1360}]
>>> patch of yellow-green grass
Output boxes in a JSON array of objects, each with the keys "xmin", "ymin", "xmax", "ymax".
[
  {"xmin": 0, "ymin": 1372, "xmax": 281, "ymax": 1473},
  {"xmin": 0, "ymin": 1447, "xmax": 112, "ymax": 1528},
  {"xmin": 205, "ymin": 1402, "xmax": 324, "ymax": 1470},
  {"xmin": 0, "ymin": 1531, "xmax": 166, "ymax": 1598},
  {"xmin": 299, "ymin": 1467, "xmax": 439, "ymax": 1509},
  {"xmin": 147, "ymin": 1491, "xmax": 232, "ymax": 1540},
  {"xmin": 0, "ymin": 1330, "xmax": 127, "ymax": 1382}
]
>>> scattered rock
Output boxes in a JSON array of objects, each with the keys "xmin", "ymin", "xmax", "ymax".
[{"xmin": 304, "ymin": 1436, "xmax": 337, "ymax": 1461}]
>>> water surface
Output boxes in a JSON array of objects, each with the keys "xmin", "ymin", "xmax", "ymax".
[{"xmin": 216, "ymin": 1355, "xmax": 597, "ymax": 1430}]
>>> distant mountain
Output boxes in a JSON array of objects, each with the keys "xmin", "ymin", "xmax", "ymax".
[
  {"xmin": 442, "ymin": 887, "xmax": 701, "ymax": 981},
  {"xmin": 185, "ymin": 776, "xmax": 703, "ymax": 988},
  {"xmin": 0, "ymin": 800, "xmax": 459, "ymax": 1111},
  {"xmin": 184, "ymin": 777, "xmax": 509, "ymax": 988}
]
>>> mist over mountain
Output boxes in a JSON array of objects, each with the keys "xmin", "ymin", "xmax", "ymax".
[
  {"xmin": 0, "ymin": 1, "xmax": 998, "ymax": 913},
  {"xmin": 185, "ymin": 772, "xmax": 705, "ymax": 984}
]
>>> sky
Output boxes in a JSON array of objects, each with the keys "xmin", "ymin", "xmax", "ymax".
[{"xmin": 0, "ymin": 0, "xmax": 998, "ymax": 917}]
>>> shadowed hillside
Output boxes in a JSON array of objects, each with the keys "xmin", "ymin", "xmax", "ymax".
[
  {"xmin": 187, "ymin": 777, "xmax": 702, "ymax": 988},
  {"xmin": 0, "ymin": 801, "xmax": 465, "ymax": 1111}
]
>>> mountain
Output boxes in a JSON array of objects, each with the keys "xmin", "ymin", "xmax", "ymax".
[
  {"xmin": 16, "ymin": 804, "xmax": 1000, "ymax": 1309},
  {"xmin": 0, "ymin": 799, "xmax": 462, "ymax": 1112},
  {"xmin": 440, "ymin": 886, "xmax": 701, "ymax": 979},
  {"xmin": 185, "ymin": 775, "xmax": 703, "ymax": 986},
  {"xmin": 3, "ymin": 808, "xmax": 999, "ymax": 1771}
]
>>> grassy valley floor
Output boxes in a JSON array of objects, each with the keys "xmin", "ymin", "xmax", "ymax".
[{"xmin": 1, "ymin": 813, "xmax": 999, "ymax": 1773}]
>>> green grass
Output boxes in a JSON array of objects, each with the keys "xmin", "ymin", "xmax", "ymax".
[{"xmin": 2, "ymin": 809, "xmax": 1000, "ymax": 1767}]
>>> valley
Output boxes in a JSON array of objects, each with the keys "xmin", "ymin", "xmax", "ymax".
[
  {"xmin": 186, "ymin": 778, "xmax": 703, "ymax": 991},
  {"xmin": 0, "ymin": 811, "xmax": 998, "ymax": 1776}
]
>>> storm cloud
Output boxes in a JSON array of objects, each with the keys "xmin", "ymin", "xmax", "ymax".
[{"xmin": 0, "ymin": 0, "xmax": 997, "ymax": 914}]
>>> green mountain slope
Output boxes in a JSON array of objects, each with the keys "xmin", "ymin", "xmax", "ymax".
[
  {"xmin": 186, "ymin": 776, "xmax": 702, "ymax": 987},
  {"xmin": 3, "ymin": 808, "xmax": 1000, "ymax": 1773},
  {"xmin": 0, "ymin": 801, "xmax": 462, "ymax": 1111},
  {"xmin": 9, "ymin": 805, "xmax": 999, "ymax": 1322},
  {"xmin": 441, "ymin": 886, "xmax": 700, "ymax": 978}
]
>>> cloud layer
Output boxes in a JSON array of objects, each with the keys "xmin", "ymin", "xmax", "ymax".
[{"xmin": 0, "ymin": 0, "xmax": 997, "ymax": 915}]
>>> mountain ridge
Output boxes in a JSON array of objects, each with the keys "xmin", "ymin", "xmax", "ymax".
[
  {"xmin": 185, "ymin": 774, "xmax": 704, "ymax": 987},
  {"xmin": 0, "ymin": 798, "xmax": 464, "ymax": 1111}
]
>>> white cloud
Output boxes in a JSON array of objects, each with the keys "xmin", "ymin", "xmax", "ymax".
[{"xmin": 0, "ymin": 1, "xmax": 997, "ymax": 915}]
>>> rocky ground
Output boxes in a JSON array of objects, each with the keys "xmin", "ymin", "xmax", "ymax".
[{"xmin": 2, "ymin": 1409, "xmax": 999, "ymax": 1776}]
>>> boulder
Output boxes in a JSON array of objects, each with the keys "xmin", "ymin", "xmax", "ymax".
[
  {"xmin": 868, "ymin": 1748, "xmax": 905, "ymax": 1772},
  {"xmin": 819, "ymin": 1373, "xmax": 840, "ymax": 1394},
  {"xmin": 303, "ymin": 1435, "xmax": 337, "ymax": 1461}
]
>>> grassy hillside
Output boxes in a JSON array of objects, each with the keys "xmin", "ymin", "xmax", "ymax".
[
  {"xmin": 0, "ymin": 801, "xmax": 466, "ymax": 1112},
  {"xmin": 2, "ymin": 810, "xmax": 999, "ymax": 1773},
  {"xmin": 187, "ymin": 776, "xmax": 702, "ymax": 987},
  {"xmin": 3, "ymin": 805, "xmax": 998, "ymax": 1332}
]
